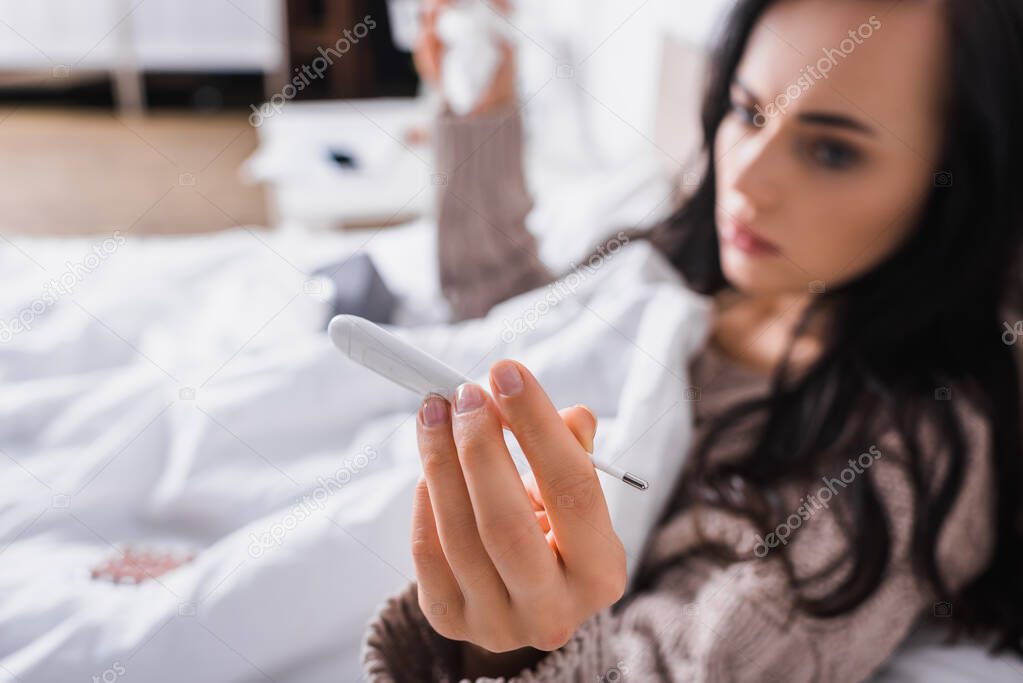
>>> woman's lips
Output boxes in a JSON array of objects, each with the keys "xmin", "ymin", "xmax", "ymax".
[{"xmin": 720, "ymin": 218, "xmax": 780, "ymax": 256}]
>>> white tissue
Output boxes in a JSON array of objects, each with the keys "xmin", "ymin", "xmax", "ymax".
[{"xmin": 435, "ymin": 2, "xmax": 514, "ymax": 116}]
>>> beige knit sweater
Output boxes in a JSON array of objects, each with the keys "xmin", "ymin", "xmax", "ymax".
[{"xmin": 361, "ymin": 107, "xmax": 995, "ymax": 682}]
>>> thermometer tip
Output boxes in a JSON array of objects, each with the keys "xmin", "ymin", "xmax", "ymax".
[{"xmin": 623, "ymin": 472, "xmax": 649, "ymax": 491}]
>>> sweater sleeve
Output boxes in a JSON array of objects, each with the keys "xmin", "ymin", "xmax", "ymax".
[
  {"xmin": 362, "ymin": 390, "xmax": 995, "ymax": 682},
  {"xmin": 433, "ymin": 106, "xmax": 555, "ymax": 321}
]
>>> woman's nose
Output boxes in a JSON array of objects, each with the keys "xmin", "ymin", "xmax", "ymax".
[{"xmin": 729, "ymin": 132, "xmax": 783, "ymax": 210}]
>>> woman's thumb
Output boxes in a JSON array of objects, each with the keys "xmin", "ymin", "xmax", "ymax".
[{"xmin": 559, "ymin": 404, "xmax": 597, "ymax": 453}]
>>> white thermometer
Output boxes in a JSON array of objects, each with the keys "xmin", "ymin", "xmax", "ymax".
[{"xmin": 327, "ymin": 314, "xmax": 648, "ymax": 491}]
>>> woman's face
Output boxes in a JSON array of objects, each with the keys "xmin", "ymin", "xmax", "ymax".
[{"xmin": 714, "ymin": 0, "xmax": 948, "ymax": 295}]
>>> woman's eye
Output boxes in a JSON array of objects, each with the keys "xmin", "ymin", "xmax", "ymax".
[
  {"xmin": 728, "ymin": 99, "xmax": 762, "ymax": 128},
  {"xmin": 805, "ymin": 139, "xmax": 860, "ymax": 170}
]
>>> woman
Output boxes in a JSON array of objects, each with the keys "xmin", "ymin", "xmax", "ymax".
[{"xmin": 364, "ymin": 0, "xmax": 1023, "ymax": 680}]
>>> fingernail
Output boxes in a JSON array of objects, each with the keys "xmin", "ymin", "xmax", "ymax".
[
  {"xmin": 421, "ymin": 395, "xmax": 450, "ymax": 427},
  {"xmin": 492, "ymin": 362, "xmax": 523, "ymax": 397},
  {"xmin": 454, "ymin": 383, "xmax": 484, "ymax": 415}
]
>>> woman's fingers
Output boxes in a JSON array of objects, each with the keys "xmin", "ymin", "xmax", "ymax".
[
  {"xmin": 450, "ymin": 383, "xmax": 560, "ymax": 594},
  {"xmin": 413, "ymin": 0, "xmax": 448, "ymax": 83},
  {"xmin": 416, "ymin": 396, "xmax": 506, "ymax": 608},
  {"xmin": 410, "ymin": 477, "xmax": 464, "ymax": 638},
  {"xmin": 413, "ymin": 376, "xmax": 624, "ymax": 654},
  {"xmin": 558, "ymin": 405, "xmax": 597, "ymax": 454},
  {"xmin": 488, "ymin": 361, "xmax": 621, "ymax": 577},
  {"xmin": 471, "ymin": 42, "xmax": 517, "ymax": 115},
  {"xmin": 522, "ymin": 472, "xmax": 544, "ymax": 510}
]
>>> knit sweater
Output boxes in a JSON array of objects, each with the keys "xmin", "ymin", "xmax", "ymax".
[{"xmin": 361, "ymin": 107, "xmax": 996, "ymax": 682}]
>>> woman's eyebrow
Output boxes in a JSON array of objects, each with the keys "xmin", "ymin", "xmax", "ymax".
[
  {"xmin": 797, "ymin": 111, "xmax": 877, "ymax": 136},
  {"xmin": 732, "ymin": 79, "xmax": 759, "ymax": 102},
  {"xmin": 734, "ymin": 78, "xmax": 876, "ymax": 136}
]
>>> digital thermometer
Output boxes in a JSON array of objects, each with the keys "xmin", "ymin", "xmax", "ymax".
[{"xmin": 327, "ymin": 315, "xmax": 648, "ymax": 491}]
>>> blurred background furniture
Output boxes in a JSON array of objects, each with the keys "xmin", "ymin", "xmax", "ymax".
[
  {"xmin": 285, "ymin": 0, "xmax": 418, "ymax": 99},
  {"xmin": 0, "ymin": 0, "xmax": 721, "ymax": 239},
  {"xmin": 0, "ymin": 0, "xmax": 419, "ymax": 236},
  {"xmin": 0, "ymin": 0, "xmax": 287, "ymax": 112},
  {"xmin": 243, "ymin": 97, "xmax": 432, "ymax": 231}
]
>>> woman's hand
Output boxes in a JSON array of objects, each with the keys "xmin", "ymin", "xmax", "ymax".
[
  {"xmin": 411, "ymin": 359, "xmax": 627, "ymax": 670},
  {"xmin": 414, "ymin": 0, "xmax": 517, "ymax": 115}
]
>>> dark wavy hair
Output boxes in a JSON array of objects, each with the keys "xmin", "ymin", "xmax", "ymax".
[{"xmin": 626, "ymin": 0, "xmax": 1023, "ymax": 653}]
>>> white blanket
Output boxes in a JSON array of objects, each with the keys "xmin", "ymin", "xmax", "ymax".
[
  {"xmin": 2, "ymin": 225, "xmax": 1019, "ymax": 682},
  {"xmin": 0, "ymin": 226, "xmax": 710, "ymax": 682}
]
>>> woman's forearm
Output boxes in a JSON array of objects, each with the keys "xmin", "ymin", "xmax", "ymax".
[{"xmin": 434, "ymin": 107, "xmax": 555, "ymax": 320}]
